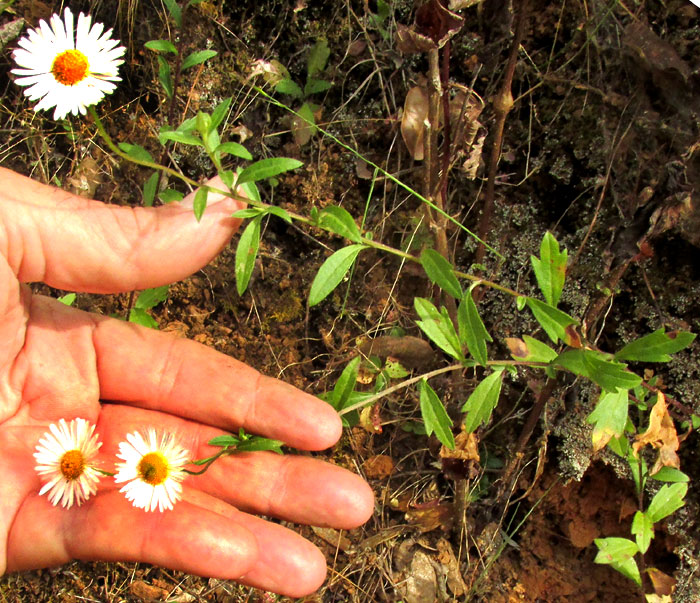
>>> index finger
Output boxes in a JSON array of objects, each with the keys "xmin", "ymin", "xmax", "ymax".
[{"xmin": 90, "ymin": 305, "xmax": 342, "ymax": 450}]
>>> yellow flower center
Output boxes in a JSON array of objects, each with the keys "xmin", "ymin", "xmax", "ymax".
[
  {"xmin": 51, "ymin": 49, "xmax": 89, "ymax": 86},
  {"xmin": 138, "ymin": 452, "xmax": 169, "ymax": 485},
  {"xmin": 59, "ymin": 449, "xmax": 85, "ymax": 480}
]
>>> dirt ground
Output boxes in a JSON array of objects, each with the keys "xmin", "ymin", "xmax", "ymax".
[{"xmin": 1, "ymin": 0, "xmax": 699, "ymax": 601}]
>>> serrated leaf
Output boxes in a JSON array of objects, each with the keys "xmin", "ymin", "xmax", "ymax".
[
  {"xmin": 193, "ymin": 187, "xmax": 207, "ymax": 221},
  {"xmin": 462, "ymin": 369, "xmax": 504, "ymax": 432},
  {"xmin": 318, "ymin": 206, "xmax": 362, "ymax": 242},
  {"xmin": 145, "ymin": 39, "xmax": 177, "ymax": 54},
  {"xmin": 308, "ymin": 244, "xmax": 366, "ymax": 307},
  {"xmin": 631, "ymin": 511, "xmax": 654, "ymax": 554},
  {"xmin": 135, "ymin": 285, "xmax": 169, "ymax": 310},
  {"xmin": 646, "ymin": 483, "xmax": 688, "ymax": 523},
  {"xmin": 526, "ymin": 297, "xmax": 577, "ymax": 344},
  {"xmin": 237, "ymin": 158, "xmax": 303, "ymax": 185},
  {"xmin": 118, "ymin": 142, "xmax": 153, "ymax": 163},
  {"xmin": 210, "ymin": 97, "xmax": 232, "ymax": 130},
  {"xmin": 275, "ymin": 78, "xmax": 304, "ymax": 99},
  {"xmin": 159, "ymin": 130, "xmax": 203, "ymax": 146},
  {"xmin": 615, "ymin": 328, "xmax": 696, "ymax": 363},
  {"xmin": 505, "ymin": 335, "xmax": 558, "ymax": 363},
  {"xmin": 458, "ymin": 290, "xmax": 492, "ymax": 366},
  {"xmin": 235, "ymin": 215, "xmax": 262, "ymax": 296},
  {"xmin": 181, "ymin": 49, "xmax": 217, "ymax": 71},
  {"xmin": 531, "ymin": 231, "xmax": 567, "ymax": 307},
  {"xmin": 414, "ymin": 297, "xmax": 464, "ymax": 362},
  {"xmin": 304, "ymin": 78, "xmax": 333, "ymax": 96},
  {"xmin": 587, "ymin": 389, "xmax": 629, "ymax": 452},
  {"xmin": 142, "ymin": 171, "xmax": 159, "ymax": 207},
  {"xmin": 215, "ymin": 141, "xmax": 253, "ymax": 160},
  {"xmin": 307, "ymin": 37, "xmax": 330, "ymax": 78},
  {"xmin": 593, "ymin": 537, "xmax": 641, "ymax": 586},
  {"xmin": 128, "ymin": 308, "xmax": 159, "ymax": 329},
  {"xmin": 419, "ymin": 379, "xmax": 455, "ymax": 449},
  {"xmin": 419, "ymin": 248, "xmax": 462, "ymax": 299},
  {"xmin": 555, "ymin": 349, "xmax": 641, "ymax": 392}
]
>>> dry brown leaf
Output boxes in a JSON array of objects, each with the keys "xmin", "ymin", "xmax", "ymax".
[
  {"xmin": 359, "ymin": 404, "xmax": 383, "ymax": 434},
  {"xmin": 441, "ymin": 428, "xmax": 480, "ymax": 480},
  {"xmin": 436, "ymin": 538, "xmax": 466, "ymax": 596},
  {"xmin": 67, "ymin": 156, "xmax": 103, "ymax": 198},
  {"xmin": 406, "ymin": 501, "xmax": 455, "ymax": 533},
  {"xmin": 647, "ymin": 567, "xmax": 676, "ymax": 597},
  {"xmin": 632, "ymin": 392, "xmax": 680, "ymax": 475},
  {"xmin": 363, "ymin": 454, "xmax": 394, "ymax": 478},
  {"xmin": 311, "ymin": 526, "xmax": 352, "ymax": 552},
  {"xmin": 359, "ymin": 335, "xmax": 437, "ymax": 370},
  {"xmin": 401, "ymin": 86, "xmax": 429, "ymax": 160}
]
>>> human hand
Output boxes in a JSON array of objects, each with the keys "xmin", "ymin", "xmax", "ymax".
[{"xmin": 0, "ymin": 167, "xmax": 374, "ymax": 597}]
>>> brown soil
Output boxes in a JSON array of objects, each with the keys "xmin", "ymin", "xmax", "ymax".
[{"xmin": 1, "ymin": 0, "xmax": 699, "ymax": 601}]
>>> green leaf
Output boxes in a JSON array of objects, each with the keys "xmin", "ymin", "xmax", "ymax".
[
  {"xmin": 239, "ymin": 180, "xmax": 260, "ymax": 202},
  {"xmin": 234, "ymin": 437, "xmax": 284, "ymax": 454},
  {"xmin": 158, "ymin": 189, "xmax": 184, "ymax": 203},
  {"xmin": 210, "ymin": 97, "xmax": 232, "ymax": 130},
  {"xmin": 650, "ymin": 467, "xmax": 689, "ymax": 483},
  {"xmin": 327, "ymin": 356, "xmax": 361, "ymax": 411},
  {"xmin": 458, "ymin": 289, "xmax": 492, "ymax": 366},
  {"xmin": 57, "ymin": 293, "xmax": 76, "ymax": 306},
  {"xmin": 193, "ymin": 187, "xmax": 207, "ymax": 222},
  {"xmin": 307, "ymin": 37, "xmax": 330, "ymax": 78},
  {"xmin": 181, "ymin": 49, "xmax": 217, "ymax": 70},
  {"xmin": 231, "ymin": 208, "xmax": 264, "ymax": 220},
  {"xmin": 128, "ymin": 308, "xmax": 159, "ymax": 329},
  {"xmin": 631, "ymin": 511, "xmax": 654, "ymax": 554},
  {"xmin": 593, "ymin": 538, "xmax": 641, "ymax": 586},
  {"xmin": 207, "ymin": 435, "xmax": 240, "ymax": 447},
  {"xmin": 308, "ymin": 244, "xmax": 366, "ymax": 307},
  {"xmin": 419, "ymin": 379, "xmax": 455, "ymax": 449},
  {"xmin": 275, "ymin": 78, "xmax": 304, "ymax": 99},
  {"xmin": 419, "ymin": 248, "xmax": 462, "ymax": 299},
  {"xmin": 646, "ymin": 483, "xmax": 688, "ymax": 523},
  {"xmin": 237, "ymin": 158, "xmax": 304, "ymax": 185},
  {"xmin": 304, "ymin": 78, "xmax": 333, "ymax": 96},
  {"xmin": 219, "ymin": 169, "xmax": 235, "ymax": 190},
  {"xmin": 143, "ymin": 171, "xmax": 159, "ymax": 207},
  {"xmin": 462, "ymin": 369, "xmax": 504, "ymax": 432},
  {"xmin": 587, "ymin": 389, "xmax": 629, "ymax": 451},
  {"xmin": 414, "ymin": 298, "xmax": 464, "ymax": 362},
  {"xmin": 135, "ymin": 285, "xmax": 169, "ymax": 310},
  {"xmin": 162, "ymin": 0, "xmax": 182, "ymax": 27},
  {"xmin": 531, "ymin": 231, "xmax": 567, "ymax": 307},
  {"xmin": 555, "ymin": 349, "xmax": 641, "ymax": 392},
  {"xmin": 525, "ymin": 297, "xmax": 577, "ymax": 344},
  {"xmin": 235, "ymin": 215, "xmax": 262, "ymax": 296},
  {"xmin": 506, "ymin": 335, "xmax": 558, "ymax": 363},
  {"xmin": 384, "ymin": 358, "xmax": 409, "ymax": 379},
  {"xmin": 175, "ymin": 116, "xmax": 198, "ymax": 133},
  {"xmin": 615, "ymin": 328, "xmax": 696, "ymax": 363},
  {"xmin": 318, "ymin": 206, "xmax": 362, "ymax": 242},
  {"xmin": 265, "ymin": 206, "xmax": 293, "ymax": 224},
  {"xmin": 118, "ymin": 142, "xmax": 153, "ymax": 163},
  {"xmin": 158, "ymin": 130, "xmax": 203, "ymax": 146},
  {"xmin": 144, "ymin": 39, "xmax": 177, "ymax": 54},
  {"xmin": 214, "ymin": 142, "xmax": 253, "ymax": 161},
  {"xmin": 157, "ymin": 56, "xmax": 173, "ymax": 98}
]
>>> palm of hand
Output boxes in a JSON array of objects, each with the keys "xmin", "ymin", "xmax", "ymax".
[{"xmin": 0, "ymin": 168, "xmax": 373, "ymax": 597}]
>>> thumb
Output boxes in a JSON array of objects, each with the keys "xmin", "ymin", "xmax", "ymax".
[{"xmin": 0, "ymin": 168, "xmax": 245, "ymax": 293}]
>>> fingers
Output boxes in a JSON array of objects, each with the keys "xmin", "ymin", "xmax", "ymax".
[
  {"xmin": 0, "ymin": 167, "xmax": 243, "ymax": 293},
  {"xmin": 6, "ymin": 490, "xmax": 258, "ymax": 580},
  {"xmin": 91, "ymin": 311, "xmax": 342, "ymax": 450},
  {"xmin": 97, "ymin": 405, "xmax": 372, "ymax": 529}
]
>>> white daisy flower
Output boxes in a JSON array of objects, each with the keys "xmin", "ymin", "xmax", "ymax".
[
  {"xmin": 114, "ymin": 429, "xmax": 190, "ymax": 512},
  {"xmin": 11, "ymin": 7, "xmax": 125, "ymax": 120},
  {"xmin": 34, "ymin": 418, "xmax": 103, "ymax": 509}
]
